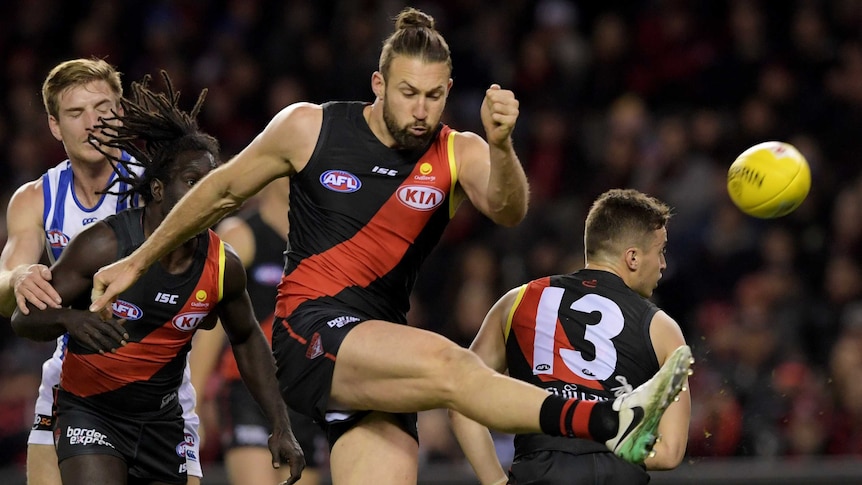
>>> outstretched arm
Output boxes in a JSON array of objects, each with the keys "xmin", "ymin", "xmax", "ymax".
[
  {"xmin": 216, "ymin": 248, "xmax": 305, "ymax": 483},
  {"xmin": 454, "ymin": 85, "xmax": 529, "ymax": 227},
  {"xmin": 449, "ymin": 287, "xmax": 520, "ymax": 485},
  {"xmin": 90, "ymin": 103, "xmax": 322, "ymax": 313},
  {"xmin": 0, "ymin": 181, "xmax": 61, "ymax": 317},
  {"xmin": 11, "ymin": 222, "xmax": 128, "ymax": 353}
]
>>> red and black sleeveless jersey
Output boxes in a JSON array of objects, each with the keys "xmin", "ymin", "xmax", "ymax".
[
  {"xmin": 60, "ymin": 208, "xmax": 225, "ymax": 415},
  {"xmin": 275, "ymin": 101, "xmax": 458, "ymax": 323},
  {"xmin": 505, "ymin": 269, "xmax": 661, "ymax": 456},
  {"xmin": 219, "ymin": 211, "xmax": 285, "ymax": 381}
]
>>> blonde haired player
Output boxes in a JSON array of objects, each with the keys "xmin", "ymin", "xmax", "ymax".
[{"xmin": 0, "ymin": 59, "xmax": 204, "ymax": 485}]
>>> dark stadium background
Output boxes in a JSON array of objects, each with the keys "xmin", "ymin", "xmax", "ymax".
[{"xmin": 1, "ymin": 1, "xmax": 862, "ymax": 483}]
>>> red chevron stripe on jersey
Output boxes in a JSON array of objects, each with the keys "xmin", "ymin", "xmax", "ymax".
[
  {"xmin": 275, "ymin": 128, "xmax": 455, "ymax": 318},
  {"xmin": 61, "ymin": 231, "xmax": 224, "ymax": 399}
]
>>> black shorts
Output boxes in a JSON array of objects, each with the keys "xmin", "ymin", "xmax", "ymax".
[
  {"xmin": 271, "ymin": 306, "xmax": 418, "ymax": 446},
  {"xmin": 54, "ymin": 389, "xmax": 188, "ymax": 485},
  {"xmin": 219, "ymin": 379, "xmax": 325, "ymax": 467},
  {"xmin": 508, "ymin": 450, "xmax": 649, "ymax": 485}
]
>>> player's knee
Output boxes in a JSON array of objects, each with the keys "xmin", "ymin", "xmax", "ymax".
[{"xmin": 428, "ymin": 345, "xmax": 485, "ymax": 404}]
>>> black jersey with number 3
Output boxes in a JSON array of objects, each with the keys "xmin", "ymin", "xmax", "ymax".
[{"xmin": 505, "ymin": 269, "xmax": 661, "ymax": 456}]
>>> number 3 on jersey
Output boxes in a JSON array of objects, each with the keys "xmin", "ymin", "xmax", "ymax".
[{"xmin": 532, "ymin": 287, "xmax": 623, "ymax": 382}]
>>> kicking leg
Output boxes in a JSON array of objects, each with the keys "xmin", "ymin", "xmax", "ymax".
[{"xmin": 330, "ymin": 320, "xmax": 692, "ymax": 463}]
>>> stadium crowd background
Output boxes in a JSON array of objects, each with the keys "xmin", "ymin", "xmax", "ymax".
[{"xmin": 1, "ymin": 0, "xmax": 862, "ymax": 477}]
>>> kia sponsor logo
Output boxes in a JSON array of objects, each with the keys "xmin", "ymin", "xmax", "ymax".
[
  {"xmin": 397, "ymin": 185, "xmax": 445, "ymax": 211},
  {"xmin": 112, "ymin": 300, "xmax": 143, "ymax": 320},
  {"xmin": 320, "ymin": 170, "xmax": 361, "ymax": 193},
  {"xmin": 172, "ymin": 312, "xmax": 208, "ymax": 331}
]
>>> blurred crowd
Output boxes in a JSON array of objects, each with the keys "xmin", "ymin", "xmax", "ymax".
[{"xmin": 1, "ymin": 0, "xmax": 862, "ymax": 474}]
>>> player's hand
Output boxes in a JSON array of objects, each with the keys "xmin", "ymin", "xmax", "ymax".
[
  {"xmin": 89, "ymin": 257, "xmax": 143, "ymax": 318},
  {"xmin": 13, "ymin": 264, "xmax": 62, "ymax": 314},
  {"xmin": 66, "ymin": 313, "xmax": 128, "ymax": 354},
  {"xmin": 269, "ymin": 426, "xmax": 306, "ymax": 485},
  {"xmin": 480, "ymin": 84, "xmax": 519, "ymax": 148}
]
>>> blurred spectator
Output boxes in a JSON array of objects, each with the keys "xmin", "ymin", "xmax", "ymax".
[{"xmin": 0, "ymin": 0, "xmax": 861, "ymax": 475}]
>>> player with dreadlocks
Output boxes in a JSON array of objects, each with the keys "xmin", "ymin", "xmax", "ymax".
[{"xmin": 11, "ymin": 72, "xmax": 306, "ymax": 485}]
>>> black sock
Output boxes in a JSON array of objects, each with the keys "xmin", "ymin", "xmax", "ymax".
[{"xmin": 539, "ymin": 395, "xmax": 619, "ymax": 442}]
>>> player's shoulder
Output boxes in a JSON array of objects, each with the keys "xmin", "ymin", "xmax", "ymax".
[
  {"xmin": 271, "ymin": 102, "xmax": 323, "ymax": 129},
  {"xmin": 8, "ymin": 178, "xmax": 45, "ymax": 212},
  {"xmin": 261, "ymin": 102, "xmax": 323, "ymax": 150},
  {"xmin": 451, "ymin": 129, "xmax": 484, "ymax": 149},
  {"xmin": 450, "ymin": 129, "xmax": 490, "ymax": 167}
]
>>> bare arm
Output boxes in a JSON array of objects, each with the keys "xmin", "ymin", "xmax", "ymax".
[
  {"xmin": 454, "ymin": 85, "xmax": 529, "ymax": 227},
  {"xmin": 11, "ymin": 222, "xmax": 127, "ymax": 352},
  {"xmin": 644, "ymin": 311, "xmax": 691, "ymax": 470},
  {"xmin": 0, "ymin": 181, "xmax": 60, "ymax": 317},
  {"xmin": 450, "ymin": 287, "xmax": 521, "ymax": 485},
  {"xmin": 216, "ymin": 248, "xmax": 305, "ymax": 483},
  {"xmin": 90, "ymin": 103, "xmax": 322, "ymax": 313}
]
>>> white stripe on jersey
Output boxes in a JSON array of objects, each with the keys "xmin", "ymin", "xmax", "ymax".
[{"xmin": 42, "ymin": 156, "xmax": 143, "ymax": 263}]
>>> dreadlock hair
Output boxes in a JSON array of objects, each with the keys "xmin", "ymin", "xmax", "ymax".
[{"xmin": 92, "ymin": 71, "xmax": 220, "ymax": 203}]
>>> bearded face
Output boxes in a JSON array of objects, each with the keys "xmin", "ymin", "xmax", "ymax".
[
  {"xmin": 376, "ymin": 56, "xmax": 451, "ymax": 150},
  {"xmin": 382, "ymin": 100, "xmax": 434, "ymax": 150}
]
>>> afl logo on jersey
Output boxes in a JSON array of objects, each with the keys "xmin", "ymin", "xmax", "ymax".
[
  {"xmin": 112, "ymin": 300, "xmax": 143, "ymax": 320},
  {"xmin": 397, "ymin": 185, "xmax": 445, "ymax": 211},
  {"xmin": 320, "ymin": 170, "xmax": 361, "ymax": 193},
  {"xmin": 46, "ymin": 230, "xmax": 69, "ymax": 249},
  {"xmin": 172, "ymin": 312, "xmax": 208, "ymax": 332}
]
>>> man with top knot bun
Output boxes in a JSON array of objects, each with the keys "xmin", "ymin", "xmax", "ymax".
[{"xmin": 89, "ymin": 7, "xmax": 692, "ymax": 484}]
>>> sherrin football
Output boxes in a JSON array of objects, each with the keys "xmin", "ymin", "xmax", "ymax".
[{"xmin": 727, "ymin": 141, "xmax": 811, "ymax": 218}]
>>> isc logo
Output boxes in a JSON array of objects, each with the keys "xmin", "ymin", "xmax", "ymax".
[
  {"xmin": 112, "ymin": 300, "xmax": 143, "ymax": 320},
  {"xmin": 46, "ymin": 230, "xmax": 69, "ymax": 248},
  {"xmin": 155, "ymin": 292, "xmax": 179, "ymax": 304},
  {"xmin": 397, "ymin": 185, "xmax": 445, "ymax": 211},
  {"xmin": 172, "ymin": 312, "xmax": 208, "ymax": 332},
  {"xmin": 319, "ymin": 170, "xmax": 361, "ymax": 193}
]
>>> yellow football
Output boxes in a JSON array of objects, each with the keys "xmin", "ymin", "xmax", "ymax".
[{"xmin": 727, "ymin": 141, "xmax": 811, "ymax": 218}]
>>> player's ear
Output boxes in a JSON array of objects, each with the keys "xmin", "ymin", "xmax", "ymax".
[
  {"xmin": 625, "ymin": 247, "xmax": 638, "ymax": 271},
  {"xmin": 372, "ymin": 71, "xmax": 385, "ymax": 100},
  {"xmin": 48, "ymin": 115, "xmax": 63, "ymax": 142},
  {"xmin": 150, "ymin": 179, "xmax": 164, "ymax": 203}
]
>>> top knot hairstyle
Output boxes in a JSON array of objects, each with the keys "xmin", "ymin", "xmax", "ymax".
[
  {"xmin": 378, "ymin": 7, "xmax": 452, "ymax": 79},
  {"xmin": 92, "ymin": 71, "xmax": 220, "ymax": 203}
]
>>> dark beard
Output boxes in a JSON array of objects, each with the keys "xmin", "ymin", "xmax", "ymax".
[{"xmin": 383, "ymin": 104, "xmax": 434, "ymax": 150}]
